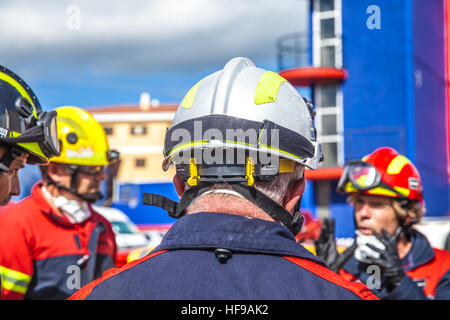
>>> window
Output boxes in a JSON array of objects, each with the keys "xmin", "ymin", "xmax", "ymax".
[
  {"xmin": 320, "ymin": 45, "xmax": 336, "ymax": 67},
  {"xmin": 315, "ymin": 85, "xmax": 343, "ymax": 167},
  {"xmin": 322, "ymin": 114, "xmax": 337, "ymax": 136},
  {"xmin": 322, "ymin": 142, "xmax": 338, "ymax": 167},
  {"xmin": 135, "ymin": 158, "xmax": 146, "ymax": 168},
  {"xmin": 313, "ymin": 0, "xmax": 342, "ymax": 68},
  {"xmin": 131, "ymin": 125, "xmax": 147, "ymax": 136},
  {"xmin": 320, "ymin": 18, "xmax": 335, "ymax": 40},
  {"xmin": 317, "ymin": 85, "xmax": 337, "ymax": 108},
  {"xmin": 320, "ymin": 0, "xmax": 334, "ymax": 12},
  {"xmin": 104, "ymin": 127, "xmax": 114, "ymax": 135}
]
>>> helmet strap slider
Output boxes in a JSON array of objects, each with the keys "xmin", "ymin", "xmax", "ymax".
[
  {"xmin": 187, "ymin": 158, "xmax": 199, "ymax": 187},
  {"xmin": 245, "ymin": 157, "xmax": 255, "ymax": 187}
]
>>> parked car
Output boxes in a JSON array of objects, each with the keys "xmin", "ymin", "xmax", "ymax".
[
  {"xmin": 93, "ymin": 205, "xmax": 158, "ymax": 266},
  {"xmin": 414, "ymin": 217, "xmax": 450, "ymax": 251}
]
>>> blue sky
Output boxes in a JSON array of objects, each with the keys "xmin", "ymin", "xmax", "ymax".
[{"xmin": 1, "ymin": 0, "xmax": 309, "ymax": 110}]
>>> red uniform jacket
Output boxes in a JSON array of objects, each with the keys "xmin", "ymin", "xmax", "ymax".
[{"xmin": 0, "ymin": 183, "xmax": 117, "ymax": 300}]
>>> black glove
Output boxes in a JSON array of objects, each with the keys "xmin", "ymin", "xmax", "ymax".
[
  {"xmin": 314, "ymin": 217, "xmax": 356, "ymax": 273},
  {"xmin": 366, "ymin": 229, "xmax": 406, "ymax": 292}
]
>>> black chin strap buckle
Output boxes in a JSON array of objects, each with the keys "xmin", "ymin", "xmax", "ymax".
[{"xmin": 290, "ymin": 210, "xmax": 304, "ymax": 235}]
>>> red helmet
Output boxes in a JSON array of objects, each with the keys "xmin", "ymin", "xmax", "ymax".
[{"xmin": 337, "ymin": 147, "xmax": 423, "ymax": 204}]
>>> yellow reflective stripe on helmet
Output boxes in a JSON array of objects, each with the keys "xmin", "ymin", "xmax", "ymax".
[
  {"xmin": 254, "ymin": 71, "xmax": 287, "ymax": 105},
  {"xmin": 259, "ymin": 144, "xmax": 302, "ymax": 160},
  {"xmin": 17, "ymin": 142, "xmax": 46, "ymax": 159},
  {"xmin": 181, "ymin": 79, "xmax": 202, "ymax": 109},
  {"xmin": 168, "ymin": 139, "xmax": 303, "ymax": 163},
  {"xmin": 0, "ymin": 72, "xmax": 38, "ymax": 118},
  {"xmin": 386, "ymin": 155, "xmax": 410, "ymax": 175},
  {"xmin": 367, "ymin": 187, "xmax": 398, "ymax": 198},
  {"xmin": 279, "ymin": 159, "xmax": 295, "ymax": 173},
  {"xmin": 9, "ymin": 131, "xmax": 46, "ymax": 160},
  {"xmin": 167, "ymin": 140, "xmax": 210, "ymax": 156},
  {"xmin": 393, "ymin": 186, "xmax": 411, "ymax": 197},
  {"xmin": 0, "ymin": 265, "xmax": 31, "ymax": 295},
  {"xmin": 344, "ymin": 182, "xmax": 358, "ymax": 193}
]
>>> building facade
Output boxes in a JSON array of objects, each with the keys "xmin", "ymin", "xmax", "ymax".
[{"xmin": 278, "ymin": 0, "xmax": 450, "ymax": 237}]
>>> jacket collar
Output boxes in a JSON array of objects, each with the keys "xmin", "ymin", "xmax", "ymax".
[
  {"xmin": 400, "ymin": 229, "xmax": 435, "ymax": 271},
  {"xmin": 156, "ymin": 211, "xmax": 325, "ymax": 265}
]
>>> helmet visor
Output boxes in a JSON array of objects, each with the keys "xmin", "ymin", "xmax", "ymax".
[
  {"xmin": 38, "ymin": 110, "xmax": 60, "ymax": 159},
  {"xmin": 347, "ymin": 162, "xmax": 381, "ymax": 191}
]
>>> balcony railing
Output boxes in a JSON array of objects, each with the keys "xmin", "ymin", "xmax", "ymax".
[{"xmin": 276, "ymin": 32, "xmax": 343, "ymax": 71}]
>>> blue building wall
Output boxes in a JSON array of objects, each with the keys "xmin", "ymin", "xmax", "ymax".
[
  {"xmin": 413, "ymin": 0, "xmax": 449, "ymax": 216},
  {"xmin": 112, "ymin": 182, "xmax": 178, "ymax": 226},
  {"xmin": 342, "ymin": 0, "xmax": 411, "ymax": 161},
  {"xmin": 340, "ymin": 0, "xmax": 449, "ymax": 217}
]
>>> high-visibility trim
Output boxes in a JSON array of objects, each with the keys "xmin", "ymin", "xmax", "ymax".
[
  {"xmin": 386, "ymin": 155, "xmax": 410, "ymax": 175},
  {"xmin": 254, "ymin": 71, "xmax": 287, "ymax": 105},
  {"xmin": 181, "ymin": 79, "xmax": 202, "ymax": 109},
  {"xmin": 167, "ymin": 139, "xmax": 304, "ymax": 162},
  {"xmin": 167, "ymin": 140, "xmax": 209, "ymax": 157},
  {"xmin": 9, "ymin": 131, "xmax": 47, "ymax": 160},
  {"xmin": 366, "ymin": 186, "xmax": 398, "ymax": 198},
  {"xmin": 344, "ymin": 182, "xmax": 358, "ymax": 193},
  {"xmin": 279, "ymin": 159, "xmax": 295, "ymax": 173},
  {"xmin": 0, "ymin": 72, "xmax": 38, "ymax": 118},
  {"xmin": 0, "ymin": 265, "xmax": 31, "ymax": 295},
  {"xmin": 259, "ymin": 144, "xmax": 302, "ymax": 160},
  {"xmin": 17, "ymin": 142, "xmax": 46, "ymax": 159},
  {"xmin": 393, "ymin": 186, "xmax": 411, "ymax": 197}
]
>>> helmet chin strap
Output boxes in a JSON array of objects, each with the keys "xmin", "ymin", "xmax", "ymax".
[
  {"xmin": 142, "ymin": 181, "xmax": 305, "ymax": 235},
  {"xmin": 0, "ymin": 147, "xmax": 23, "ymax": 173}
]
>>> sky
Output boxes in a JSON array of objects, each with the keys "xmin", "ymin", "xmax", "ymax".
[{"xmin": 0, "ymin": 0, "xmax": 309, "ymax": 110}]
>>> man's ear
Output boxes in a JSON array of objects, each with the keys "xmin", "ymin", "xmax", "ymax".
[
  {"xmin": 284, "ymin": 178, "xmax": 306, "ymax": 213},
  {"xmin": 173, "ymin": 174, "xmax": 185, "ymax": 197},
  {"xmin": 46, "ymin": 163, "xmax": 64, "ymax": 183}
]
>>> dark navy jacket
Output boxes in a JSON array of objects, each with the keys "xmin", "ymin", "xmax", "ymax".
[
  {"xmin": 341, "ymin": 230, "xmax": 450, "ymax": 300},
  {"xmin": 70, "ymin": 212, "xmax": 377, "ymax": 300}
]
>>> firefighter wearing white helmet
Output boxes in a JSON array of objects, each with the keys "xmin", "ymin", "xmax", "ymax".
[
  {"xmin": 70, "ymin": 57, "xmax": 377, "ymax": 300},
  {"xmin": 152, "ymin": 57, "xmax": 323, "ymax": 235}
]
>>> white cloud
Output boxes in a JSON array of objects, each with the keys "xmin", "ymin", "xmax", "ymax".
[{"xmin": 0, "ymin": 0, "xmax": 308, "ymax": 77}]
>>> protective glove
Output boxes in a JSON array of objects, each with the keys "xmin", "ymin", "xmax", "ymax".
[
  {"xmin": 314, "ymin": 217, "xmax": 357, "ymax": 273},
  {"xmin": 366, "ymin": 229, "xmax": 406, "ymax": 292}
]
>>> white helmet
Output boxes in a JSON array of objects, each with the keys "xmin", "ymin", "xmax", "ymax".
[
  {"xmin": 145, "ymin": 57, "xmax": 323, "ymax": 235},
  {"xmin": 163, "ymin": 57, "xmax": 322, "ymax": 172}
]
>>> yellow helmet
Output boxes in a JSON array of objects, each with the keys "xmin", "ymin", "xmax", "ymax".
[{"xmin": 50, "ymin": 106, "xmax": 110, "ymax": 166}]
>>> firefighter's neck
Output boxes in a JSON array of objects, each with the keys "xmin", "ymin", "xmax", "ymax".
[
  {"xmin": 397, "ymin": 234, "xmax": 412, "ymax": 259},
  {"xmin": 186, "ymin": 194, "xmax": 277, "ymax": 222}
]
